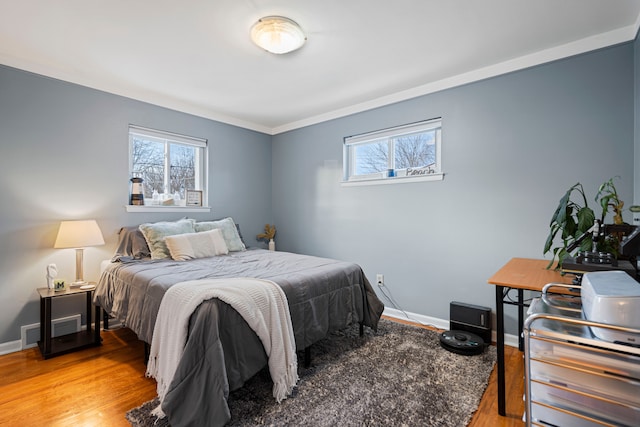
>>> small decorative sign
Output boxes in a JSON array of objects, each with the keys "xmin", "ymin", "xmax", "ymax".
[
  {"xmin": 407, "ymin": 165, "xmax": 436, "ymax": 176},
  {"xmin": 54, "ymin": 279, "xmax": 66, "ymax": 292},
  {"xmin": 186, "ymin": 190, "xmax": 203, "ymax": 207}
]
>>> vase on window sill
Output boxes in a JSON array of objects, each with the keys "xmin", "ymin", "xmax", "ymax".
[{"xmin": 269, "ymin": 239, "xmax": 275, "ymax": 251}]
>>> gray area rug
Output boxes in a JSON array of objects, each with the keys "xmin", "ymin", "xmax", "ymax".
[{"xmin": 127, "ymin": 319, "xmax": 496, "ymax": 426}]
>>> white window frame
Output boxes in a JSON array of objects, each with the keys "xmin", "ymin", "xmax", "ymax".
[
  {"xmin": 342, "ymin": 118, "xmax": 443, "ymax": 186},
  {"xmin": 126, "ymin": 125, "xmax": 210, "ymax": 212}
]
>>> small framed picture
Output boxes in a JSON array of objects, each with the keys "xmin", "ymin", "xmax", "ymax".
[{"xmin": 186, "ymin": 190, "xmax": 203, "ymax": 207}]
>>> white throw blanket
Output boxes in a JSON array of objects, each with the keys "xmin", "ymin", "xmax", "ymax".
[{"xmin": 145, "ymin": 277, "xmax": 298, "ymax": 418}]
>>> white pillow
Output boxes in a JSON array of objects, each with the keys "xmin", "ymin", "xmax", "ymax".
[{"xmin": 164, "ymin": 228, "xmax": 229, "ymax": 261}]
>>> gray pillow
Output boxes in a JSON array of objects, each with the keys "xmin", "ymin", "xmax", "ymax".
[{"xmin": 112, "ymin": 226, "xmax": 151, "ymax": 261}]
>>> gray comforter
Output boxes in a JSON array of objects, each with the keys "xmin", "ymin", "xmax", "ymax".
[{"xmin": 94, "ymin": 248, "xmax": 383, "ymax": 427}]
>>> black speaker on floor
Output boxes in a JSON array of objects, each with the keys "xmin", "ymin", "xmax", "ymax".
[{"xmin": 449, "ymin": 301, "xmax": 492, "ymax": 346}]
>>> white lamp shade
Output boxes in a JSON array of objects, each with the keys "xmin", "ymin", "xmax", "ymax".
[
  {"xmin": 251, "ymin": 16, "xmax": 306, "ymax": 54},
  {"xmin": 54, "ymin": 220, "xmax": 105, "ymax": 249}
]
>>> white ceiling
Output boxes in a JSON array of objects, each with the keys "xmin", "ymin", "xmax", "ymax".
[{"xmin": 1, "ymin": 1, "xmax": 640, "ymax": 135}]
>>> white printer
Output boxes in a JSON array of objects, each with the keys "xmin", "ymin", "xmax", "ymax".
[{"xmin": 581, "ymin": 270, "xmax": 640, "ymax": 345}]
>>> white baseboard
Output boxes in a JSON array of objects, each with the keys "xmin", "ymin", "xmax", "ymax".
[
  {"xmin": 0, "ymin": 340, "xmax": 22, "ymax": 356},
  {"xmin": 383, "ymin": 307, "xmax": 450, "ymax": 329},
  {"xmin": 1, "ymin": 315, "xmax": 119, "ymax": 356},
  {"xmin": 382, "ymin": 307, "xmax": 520, "ymax": 348}
]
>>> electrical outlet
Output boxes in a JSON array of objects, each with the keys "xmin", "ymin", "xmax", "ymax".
[{"xmin": 376, "ymin": 274, "xmax": 384, "ymax": 286}]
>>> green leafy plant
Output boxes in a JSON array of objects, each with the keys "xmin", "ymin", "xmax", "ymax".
[
  {"xmin": 594, "ymin": 177, "xmax": 628, "ymax": 257},
  {"xmin": 595, "ymin": 177, "xmax": 624, "ymax": 225},
  {"xmin": 544, "ymin": 183, "xmax": 595, "ymax": 269},
  {"xmin": 544, "ymin": 178, "xmax": 628, "ymax": 269}
]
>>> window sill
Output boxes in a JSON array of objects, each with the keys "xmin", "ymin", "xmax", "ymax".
[
  {"xmin": 125, "ymin": 205, "xmax": 211, "ymax": 213},
  {"xmin": 341, "ymin": 173, "xmax": 444, "ymax": 187}
]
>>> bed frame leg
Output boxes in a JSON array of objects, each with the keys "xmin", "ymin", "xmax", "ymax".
[
  {"xmin": 144, "ymin": 342, "xmax": 150, "ymax": 365},
  {"xmin": 304, "ymin": 347, "xmax": 311, "ymax": 368},
  {"xmin": 359, "ymin": 322, "xmax": 364, "ymax": 337},
  {"xmin": 102, "ymin": 309, "xmax": 109, "ymax": 330}
]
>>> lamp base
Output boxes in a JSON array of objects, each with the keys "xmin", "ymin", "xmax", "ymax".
[{"xmin": 69, "ymin": 280, "xmax": 88, "ymax": 288}]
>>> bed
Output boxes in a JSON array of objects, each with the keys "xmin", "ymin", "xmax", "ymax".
[{"xmin": 93, "ymin": 218, "xmax": 384, "ymax": 427}]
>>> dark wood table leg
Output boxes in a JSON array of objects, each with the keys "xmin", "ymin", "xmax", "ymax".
[
  {"xmin": 85, "ymin": 291, "xmax": 92, "ymax": 337},
  {"xmin": 496, "ymin": 285, "xmax": 506, "ymax": 416},
  {"xmin": 94, "ymin": 304, "xmax": 101, "ymax": 344},
  {"xmin": 44, "ymin": 297, "xmax": 52, "ymax": 355},
  {"xmin": 39, "ymin": 295, "xmax": 45, "ymax": 346},
  {"xmin": 518, "ymin": 289, "xmax": 524, "ymax": 351}
]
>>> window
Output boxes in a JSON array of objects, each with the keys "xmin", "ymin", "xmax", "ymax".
[
  {"xmin": 343, "ymin": 118, "xmax": 443, "ymax": 184},
  {"xmin": 129, "ymin": 125, "xmax": 208, "ymax": 207}
]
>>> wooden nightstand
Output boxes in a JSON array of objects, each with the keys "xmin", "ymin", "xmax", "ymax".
[{"xmin": 37, "ymin": 286, "xmax": 101, "ymax": 359}]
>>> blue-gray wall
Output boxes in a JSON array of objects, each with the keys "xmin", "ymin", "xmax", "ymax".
[
  {"xmin": 0, "ymin": 39, "xmax": 637, "ymax": 347},
  {"xmin": 272, "ymin": 43, "xmax": 635, "ymax": 335},
  {"xmin": 0, "ymin": 65, "xmax": 272, "ymax": 345}
]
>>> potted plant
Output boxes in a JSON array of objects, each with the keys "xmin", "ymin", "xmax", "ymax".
[
  {"xmin": 544, "ymin": 177, "xmax": 628, "ymax": 269},
  {"xmin": 595, "ymin": 177, "xmax": 624, "ymax": 225},
  {"xmin": 544, "ymin": 183, "xmax": 595, "ymax": 269},
  {"xmin": 594, "ymin": 177, "xmax": 632, "ymax": 258},
  {"xmin": 257, "ymin": 224, "xmax": 277, "ymax": 251}
]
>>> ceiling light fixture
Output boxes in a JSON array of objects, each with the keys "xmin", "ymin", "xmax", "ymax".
[{"xmin": 250, "ymin": 16, "xmax": 306, "ymax": 54}]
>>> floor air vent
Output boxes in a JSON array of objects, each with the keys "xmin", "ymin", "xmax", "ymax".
[{"xmin": 21, "ymin": 314, "xmax": 82, "ymax": 349}]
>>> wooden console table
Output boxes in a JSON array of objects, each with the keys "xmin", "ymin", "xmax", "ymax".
[{"xmin": 487, "ymin": 258, "xmax": 574, "ymax": 416}]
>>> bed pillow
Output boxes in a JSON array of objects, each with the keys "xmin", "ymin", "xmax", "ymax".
[
  {"xmin": 194, "ymin": 217, "xmax": 246, "ymax": 252},
  {"xmin": 112, "ymin": 226, "xmax": 151, "ymax": 261},
  {"xmin": 234, "ymin": 223, "xmax": 247, "ymax": 248},
  {"xmin": 193, "ymin": 218, "xmax": 246, "ymax": 246},
  {"xmin": 139, "ymin": 218, "xmax": 196, "ymax": 259},
  {"xmin": 165, "ymin": 228, "xmax": 229, "ymax": 261}
]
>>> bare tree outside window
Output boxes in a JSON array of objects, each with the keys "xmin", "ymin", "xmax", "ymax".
[
  {"xmin": 355, "ymin": 140, "xmax": 388, "ymax": 174},
  {"xmin": 129, "ymin": 126, "xmax": 206, "ymax": 205},
  {"xmin": 169, "ymin": 144, "xmax": 196, "ymax": 197},
  {"xmin": 344, "ymin": 118, "xmax": 442, "ymax": 183},
  {"xmin": 354, "ymin": 132, "xmax": 436, "ymax": 175},
  {"xmin": 395, "ymin": 132, "xmax": 436, "ymax": 169},
  {"xmin": 131, "ymin": 138, "xmax": 165, "ymax": 197},
  {"xmin": 132, "ymin": 138, "xmax": 197, "ymax": 198}
]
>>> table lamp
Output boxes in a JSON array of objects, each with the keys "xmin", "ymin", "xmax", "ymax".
[{"xmin": 54, "ymin": 220, "xmax": 105, "ymax": 286}]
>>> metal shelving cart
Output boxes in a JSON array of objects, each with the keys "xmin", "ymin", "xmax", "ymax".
[{"xmin": 524, "ymin": 283, "xmax": 640, "ymax": 426}]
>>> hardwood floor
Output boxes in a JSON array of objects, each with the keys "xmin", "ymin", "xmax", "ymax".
[
  {"xmin": 0, "ymin": 320, "xmax": 524, "ymax": 426},
  {"xmin": 0, "ymin": 327, "xmax": 156, "ymax": 427},
  {"xmin": 468, "ymin": 342, "xmax": 525, "ymax": 427}
]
